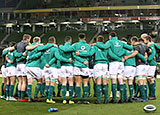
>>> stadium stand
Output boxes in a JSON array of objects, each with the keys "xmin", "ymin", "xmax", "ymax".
[{"xmin": 17, "ymin": 0, "xmax": 160, "ymax": 9}]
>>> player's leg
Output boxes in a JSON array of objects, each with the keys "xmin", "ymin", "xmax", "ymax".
[
  {"xmin": 40, "ymin": 76, "xmax": 45, "ymax": 98},
  {"xmin": 123, "ymin": 78, "xmax": 127, "ymax": 102},
  {"xmin": 102, "ymin": 77, "xmax": 109, "ymax": 104},
  {"xmin": 94, "ymin": 76, "xmax": 102, "ymax": 104},
  {"xmin": 68, "ymin": 77, "xmax": 74, "ymax": 104},
  {"xmin": 34, "ymin": 78, "xmax": 42, "ymax": 102},
  {"xmin": 5, "ymin": 76, "xmax": 10, "ymax": 101},
  {"xmin": 93, "ymin": 77, "xmax": 97, "ymax": 97},
  {"xmin": 17, "ymin": 76, "xmax": 22, "ymax": 100},
  {"xmin": 117, "ymin": 75, "xmax": 124, "ymax": 103},
  {"xmin": 9, "ymin": 75, "xmax": 17, "ymax": 101},
  {"xmin": 61, "ymin": 77, "xmax": 67, "ymax": 104},
  {"xmin": 82, "ymin": 76, "xmax": 89, "ymax": 104},
  {"xmin": 57, "ymin": 70, "xmax": 62, "ymax": 97},
  {"xmin": 20, "ymin": 76, "xmax": 27, "ymax": 101},
  {"xmin": 75, "ymin": 75, "xmax": 82, "ymax": 103},
  {"xmin": 128, "ymin": 78, "xmax": 134, "ymax": 102}
]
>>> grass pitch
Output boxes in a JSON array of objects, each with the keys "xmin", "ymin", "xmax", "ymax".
[{"xmin": 0, "ymin": 78, "xmax": 160, "ymax": 115}]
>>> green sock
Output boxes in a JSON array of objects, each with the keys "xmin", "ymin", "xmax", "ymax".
[
  {"xmin": 62, "ymin": 85, "xmax": 66, "ymax": 100},
  {"xmin": 134, "ymin": 84, "xmax": 139, "ymax": 97},
  {"xmin": 58, "ymin": 84, "xmax": 62, "ymax": 94},
  {"xmin": 1, "ymin": 83, "xmax": 4, "ymax": 96},
  {"xmin": 96, "ymin": 85, "xmax": 101, "ymax": 101},
  {"xmin": 67, "ymin": 84, "xmax": 69, "ymax": 91},
  {"xmin": 144, "ymin": 85, "xmax": 148, "ymax": 99},
  {"xmin": 117, "ymin": 84, "xmax": 120, "ymax": 91},
  {"xmin": 103, "ymin": 84, "xmax": 108, "ymax": 101},
  {"xmin": 40, "ymin": 83, "xmax": 45, "ymax": 95},
  {"xmin": 69, "ymin": 86, "xmax": 73, "ymax": 101},
  {"xmin": 14, "ymin": 83, "xmax": 18, "ymax": 96},
  {"xmin": 88, "ymin": 82, "xmax": 90, "ymax": 94},
  {"xmin": 94, "ymin": 83, "xmax": 96, "ymax": 95},
  {"xmin": 48, "ymin": 86, "xmax": 55, "ymax": 100},
  {"xmin": 147, "ymin": 81, "xmax": 151, "ymax": 96},
  {"xmin": 24, "ymin": 87, "xmax": 27, "ymax": 96},
  {"xmin": 140, "ymin": 85, "xmax": 145, "ymax": 99},
  {"xmin": 129, "ymin": 85, "xmax": 133, "ymax": 100},
  {"xmin": 112, "ymin": 84, "xmax": 117, "ymax": 101},
  {"xmin": 9, "ymin": 85, "xmax": 14, "ymax": 97},
  {"xmin": 18, "ymin": 90, "xmax": 21, "ymax": 99},
  {"xmin": 84, "ymin": 86, "xmax": 88, "ymax": 100},
  {"xmin": 124, "ymin": 84, "xmax": 127, "ymax": 100},
  {"xmin": 150, "ymin": 83, "xmax": 155, "ymax": 97},
  {"xmin": 5, "ymin": 85, "xmax": 9, "ymax": 97},
  {"xmin": 45, "ymin": 85, "xmax": 49, "ymax": 99},
  {"xmin": 73, "ymin": 82, "xmax": 76, "ymax": 93},
  {"xmin": 21, "ymin": 91, "xmax": 25, "ymax": 100},
  {"xmin": 101, "ymin": 85, "xmax": 104, "ymax": 95},
  {"xmin": 120, "ymin": 84, "xmax": 124, "ymax": 101},
  {"xmin": 76, "ymin": 87, "xmax": 81, "ymax": 100},
  {"xmin": 82, "ymin": 83, "xmax": 84, "ymax": 96},
  {"xmin": 27, "ymin": 85, "xmax": 32, "ymax": 99},
  {"xmin": 34, "ymin": 83, "xmax": 41, "ymax": 98}
]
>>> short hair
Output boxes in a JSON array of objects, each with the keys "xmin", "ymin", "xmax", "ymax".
[
  {"xmin": 9, "ymin": 41, "xmax": 16, "ymax": 47},
  {"xmin": 131, "ymin": 36, "xmax": 138, "ymax": 42},
  {"xmin": 33, "ymin": 37, "xmax": 41, "ymax": 43},
  {"xmin": 141, "ymin": 33, "xmax": 148, "ymax": 39},
  {"xmin": 139, "ymin": 38, "xmax": 144, "ymax": 43},
  {"xmin": 23, "ymin": 34, "xmax": 31, "ymax": 41},
  {"xmin": 121, "ymin": 37, "xmax": 128, "ymax": 43},
  {"xmin": 65, "ymin": 36, "xmax": 72, "ymax": 42},
  {"xmin": 48, "ymin": 36, "xmax": 56, "ymax": 43},
  {"xmin": 96, "ymin": 35, "xmax": 104, "ymax": 42},
  {"xmin": 78, "ymin": 33, "xmax": 86, "ymax": 39},
  {"xmin": 144, "ymin": 35, "xmax": 152, "ymax": 42},
  {"xmin": 109, "ymin": 32, "xmax": 117, "ymax": 37}
]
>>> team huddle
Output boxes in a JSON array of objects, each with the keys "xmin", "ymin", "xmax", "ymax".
[{"xmin": 0, "ymin": 32, "xmax": 160, "ymax": 104}]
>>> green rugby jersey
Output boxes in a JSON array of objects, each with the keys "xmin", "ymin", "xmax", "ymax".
[{"xmin": 148, "ymin": 44, "xmax": 157, "ymax": 66}]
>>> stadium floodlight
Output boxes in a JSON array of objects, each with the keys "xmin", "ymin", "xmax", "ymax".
[
  {"xmin": 103, "ymin": 21, "xmax": 111, "ymax": 23},
  {"xmin": 88, "ymin": 21, "xmax": 96, "ymax": 24},
  {"xmin": 6, "ymin": 23, "xmax": 14, "ymax": 27},
  {"xmin": 116, "ymin": 21, "xmax": 125, "ymax": 23},
  {"xmin": 131, "ymin": 20, "xmax": 139, "ymax": 23},
  {"xmin": 49, "ymin": 22, "xmax": 56, "ymax": 25},
  {"xmin": 35, "ymin": 22, "xmax": 44, "ymax": 25},
  {"xmin": 23, "ymin": 23, "xmax": 31, "ymax": 26},
  {"xmin": 61, "ymin": 22, "xmax": 70, "ymax": 24}
]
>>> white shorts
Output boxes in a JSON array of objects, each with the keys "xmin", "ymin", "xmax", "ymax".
[
  {"xmin": 94, "ymin": 63, "xmax": 109, "ymax": 79},
  {"xmin": 147, "ymin": 66, "xmax": 156, "ymax": 76},
  {"xmin": 136, "ymin": 65, "xmax": 148, "ymax": 76},
  {"xmin": 60, "ymin": 66, "xmax": 73, "ymax": 78},
  {"xmin": 6, "ymin": 66, "xmax": 17, "ymax": 77},
  {"xmin": 26, "ymin": 67, "xmax": 42, "ymax": 79},
  {"xmin": 16, "ymin": 64, "xmax": 27, "ymax": 77},
  {"xmin": 109, "ymin": 62, "xmax": 124, "ymax": 76},
  {"xmin": 57, "ymin": 69, "xmax": 61, "ymax": 77},
  {"xmin": 123, "ymin": 66, "xmax": 136, "ymax": 80},
  {"xmin": 89, "ymin": 69, "xmax": 94, "ymax": 78},
  {"xmin": 44, "ymin": 67, "xmax": 58, "ymax": 81},
  {"xmin": 74, "ymin": 67, "xmax": 90, "ymax": 76},
  {"xmin": 1, "ymin": 65, "xmax": 7, "ymax": 78}
]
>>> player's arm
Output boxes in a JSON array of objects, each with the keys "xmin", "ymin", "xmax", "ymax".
[
  {"xmin": 123, "ymin": 42, "xmax": 133, "ymax": 51},
  {"xmin": 154, "ymin": 43, "xmax": 160, "ymax": 50},
  {"xmin": 96, "ymin": 41, "xmax": 111, "ymax": 50},
  {"xmin": 108, "ymin": 48, "xmax": 123, "ymax": 62},
  {"xmin": 2, "ymin": 49, "xmax": 9, "ymax": 57},
  {"xmin": 124, "ymin": 50, "xmax": 138, "ymax": 60},
  {"xmin": 26, "ymin": 43, "xmax": 42, "ymax": 51},
  {"xmin": 37, "ymin": 44, "xmax": 54, "ymax": 52},
  {"xmin": 48, "ymin": 57, "xmax": 57, "ymax": 67},
  {"xmin": 136, "ymin": 53, "xmax": 147, "ymax": 63},
  {"xmin": 27, "ymin": 52, "xmax": 42, "ymax": 60},
  {"xmin": 72, "ymin": 52, "xmax": 87, "ymax": 63},
  {"xmin": 55, "ymin": 48, "xmax": 70, "ymax": 63},
  {"xmin": 5, "ymin": 55, "xmax": 13, "ymax": 64},
  {"xmin": 59, "ymin": 45, "xmax": 75, "ymax": 52},
  {"xmin": 148, "ymin": 44, "xmax": 156, "ymax": 61}
]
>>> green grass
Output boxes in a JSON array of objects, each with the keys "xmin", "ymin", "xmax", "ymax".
[{"xmin": 0, "ymin": 78, "xmax": 160, "ymax": 115}]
